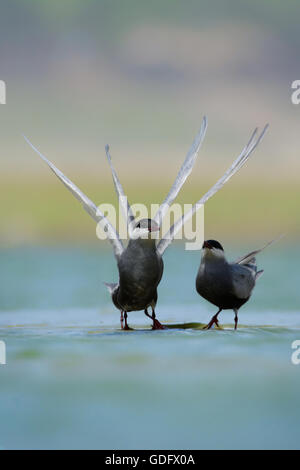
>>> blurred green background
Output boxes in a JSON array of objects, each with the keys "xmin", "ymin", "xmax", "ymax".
[{"xmin": 0, "ymin": 0, "xmax": 299, "ymax": 246}]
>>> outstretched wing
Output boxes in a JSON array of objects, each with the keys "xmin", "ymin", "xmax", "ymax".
[
  {"xmin": 235, "ymin": 235, "xmax": 284, "ymax": 266},
  {"xmin": 154, "ymin": 116, "xmax": 207, "ymax": 227},
  {"xmin": 105, "ymin": 145, "xmax": 135, "ymax": 232},
  {"xmin": 157, "ymin": 124, "xmax": 269, "ymax": 256},
  {"xmin": 24, "ymin": 136, "xmax": 124, "ymax": 260}
]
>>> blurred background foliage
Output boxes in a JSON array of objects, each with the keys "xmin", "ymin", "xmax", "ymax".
[{"xmin": 0, "ymin": 0, "xmax": 299, "ymax": 245}]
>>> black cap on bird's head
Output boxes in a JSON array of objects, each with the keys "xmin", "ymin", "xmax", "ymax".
[{"xmin": 202, "ymin": 240, "xmax": 224, "ymax": 251}]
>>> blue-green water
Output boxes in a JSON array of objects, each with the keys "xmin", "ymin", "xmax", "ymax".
[{"xmin": 0, "ymin": 245, "xmax": 300, "ymax": 450}]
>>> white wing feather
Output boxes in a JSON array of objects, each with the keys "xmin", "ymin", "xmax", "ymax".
[
  {"xmin": 157, "ymin": 124, "xmax": 269, "ymax": 255},
  {"xmin": 105, "ymin": 145, "xmax": 135, "ymax": 231},
  {"xmin": 154, "ymin": 116, "xmax": 207, "ymax": 227},
  {"xmin": 23, "ymin": 135, "xmax": 124, "ymax": 260}
]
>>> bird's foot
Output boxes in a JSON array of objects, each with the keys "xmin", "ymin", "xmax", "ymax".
[
  {"xmin": 122, "ymin": 312, "xmax": 133, "ymax": 330},
  {"xmin": 123, "ymin": 325, "xmax": 134, "ymax": 331},
  {"xmin": 203, "ymin": 316, "xmax": 219, "ymax": 330},
  {"xmin": 152, "ymin": 319, "xmax": 166, "ymax": 330}
]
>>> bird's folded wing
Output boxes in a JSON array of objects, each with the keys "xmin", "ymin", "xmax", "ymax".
[
  {"xmin": 24, "ymin": 136, "xmax": 124, "ymax": 260},
  {"xmin": 231, "ymin": 264, "xmax": 256, "ymax": 299},
  {"xmin": 235, "ymin": 235, "xmax": 284, "ymax": 265},
  {"xmin": 154, "ymin": 116, "xmax": 207, "ymax": 227},
  {"xmin": 105, "ymin": 145, "xmax": 135, "ymax": 231},
  {"xmin": 255, "ymin": 270, "xmax": 264, "ymax": 281},
  {"xmin": 157, "ymin": 124, "xmax": 269, "ymax": 256}
]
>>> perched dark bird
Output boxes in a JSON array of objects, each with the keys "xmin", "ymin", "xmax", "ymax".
[
  {"xmin": 105, "ymin": 218, "xmax": 164, "ymax": 330},
  {"xmin": 23, "ymin": 119, "xmax": 268, "ymax": 330},
  {"xmin": 196, "ymin": 238, "xmax": 277, "ymax": 330}
]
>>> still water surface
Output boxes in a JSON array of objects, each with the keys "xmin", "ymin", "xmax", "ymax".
[{"xmin": 0, "ymin": 245, "xmax": 299, "ymax": 449}]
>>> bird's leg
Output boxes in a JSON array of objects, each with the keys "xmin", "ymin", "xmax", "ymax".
[
  {"xmin": 123, "ymin": 311, "xmax": 133, "ymax": 331},
  {"xmin": 144, "ymin": 307, "xmax": 165, "ymax": 330},
  {"xmin": 234, "ymin": 309, "xmax": 239, "ymax": 330},
  {"xmin": 151, "ymin": 307, "xmax": 165, "ymax": 330},
  {"xmin": 120, "ymin": 310, "xmax": 124, "ymax": 329},
  {"xmin": 203, "ymin": 308, "xmax": 222, "ymax": 330},
  {"xmin": 144, "ymin": 308, "xmax": 161, "ymax": 329},
  {"xmin": 144, "ymin": 308, "xmax": 153, "ymax": 321}
]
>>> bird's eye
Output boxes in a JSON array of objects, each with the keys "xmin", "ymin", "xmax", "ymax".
[{"xmin": 136, "ymin": 223, "xmax": 140, "ymax": 228}]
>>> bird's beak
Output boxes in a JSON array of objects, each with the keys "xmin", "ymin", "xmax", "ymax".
[
  {"xmin": 149, "ymin": 225, "xmax": 160, "ymax": 232},
  {"xmin": 202, "ymin": 241, "xmax": 212, "ymax": 249}
]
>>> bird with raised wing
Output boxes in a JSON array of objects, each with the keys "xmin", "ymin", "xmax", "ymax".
[{"xmin": 105, "ymin": 218, "xmax": 163, "ymax": 330}]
